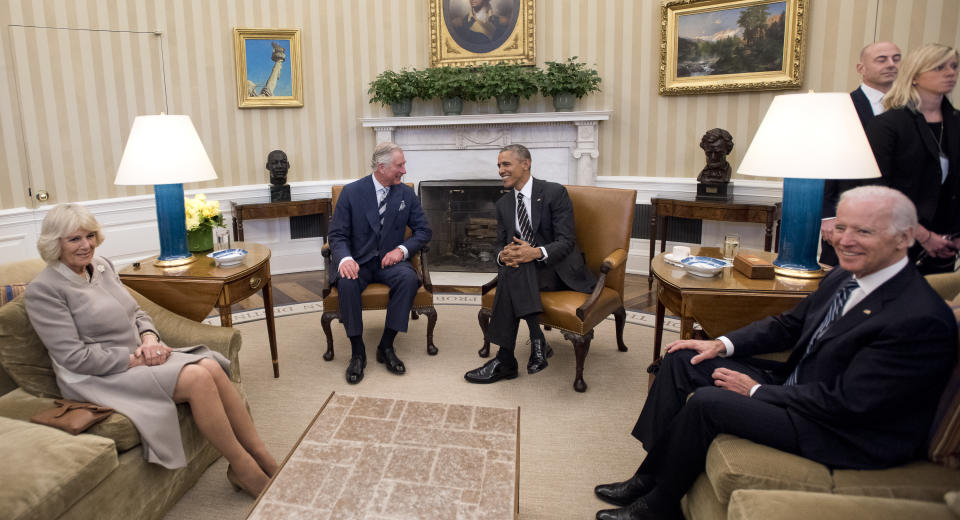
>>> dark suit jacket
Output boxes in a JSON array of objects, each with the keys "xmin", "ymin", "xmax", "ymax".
[
  {"xmin": 866, "ymin": 97, "xmax": 960, "ymax": 233},
  {"xmin": 327, "ymin": 175, "xmax": 431, "ymax": 282},
  {"xmin": 495, "ymin": 178, "xmax": 596, "ymax": 293},
  {"xmin": 821, "ymin": 87, "xmax": 881, "ymax": 220},
  {"xmin": 725, "ymin": 265, "xmax": 956, "ymax": 469}
]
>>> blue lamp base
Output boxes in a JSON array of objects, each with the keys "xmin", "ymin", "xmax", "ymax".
[
  {"xmin": 153, "ymin": 183, "xmax": 196, "ymax": 267},
  {"xmin": 774, "ymin": 178, "xmax": 826, "ymax": 278}
]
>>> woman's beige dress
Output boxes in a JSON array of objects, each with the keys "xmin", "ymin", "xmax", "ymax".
[{"xmin": 24, "ymin": 256, "xmax": 229, "ymax": 469}]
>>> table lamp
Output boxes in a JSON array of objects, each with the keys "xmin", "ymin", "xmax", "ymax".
[
  {"xmin": 114, "ymin": 114, "xmax": 218, "ymax": 267},
  {"xmin": 738, "ymin": 92, "xmax": 881, "ymax": 278}
]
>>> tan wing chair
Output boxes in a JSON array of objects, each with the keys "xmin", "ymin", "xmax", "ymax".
[
  {"xmin": 477, "ymin": 185, "xmax": 636, "ymax": 392},
  {"xmin": 319, "ymin": 184, "xmax": 438, "ymax": 360}
]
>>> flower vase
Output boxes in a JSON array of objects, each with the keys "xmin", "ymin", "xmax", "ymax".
[{"xmin": 186, "ymin": 227, "xmax": 213, "ymax": 252}]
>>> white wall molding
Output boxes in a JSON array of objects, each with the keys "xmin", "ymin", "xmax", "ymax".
[{"xmin": 0, "ymin": 177, "xmax": 783, "ymax": 277}]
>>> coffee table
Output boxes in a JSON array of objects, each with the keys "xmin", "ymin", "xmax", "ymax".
[{"xmin": 247, "ymin": 393, "xmax": 520, "ymax": 519}]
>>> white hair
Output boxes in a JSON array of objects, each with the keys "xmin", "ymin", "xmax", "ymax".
[
  {"xmin": 838, "ymin": 185, "xmax": 917, "ymax": 239},
  {"xmin": 371, "ymin": 142, "xmax": 402, "ymax": 170},
  {"xmin": 36, "ymin": 204, "xmax": 104, "ymax": 264}
]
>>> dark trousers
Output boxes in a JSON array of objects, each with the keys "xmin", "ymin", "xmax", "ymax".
[
  {"xmin": 631, "ymin": 350, "xmax": 802, "ymax": 508},
  {"xmin": 335, "ymin": 258, "xmax": 420, "ymax": 337},
  {"xmin": 489, "ymin": 260, "xmax": 563, "ymax": 359}
]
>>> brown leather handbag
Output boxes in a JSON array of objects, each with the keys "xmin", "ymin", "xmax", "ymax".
[{"xmin": 30, "ymin": 399, "xmax": 115, "ymax": 435}]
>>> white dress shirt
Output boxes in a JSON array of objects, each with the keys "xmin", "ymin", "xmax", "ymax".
[{"xmin": 859, "ymin": 83, "xmax": 887, "ymax": 116}]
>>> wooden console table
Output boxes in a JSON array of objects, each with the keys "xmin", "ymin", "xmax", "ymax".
[
  {"xmin": 648, "ymin": 195, "xmax": 782, "ymax": 288},
  {"xmin": 118, "ymin": 242, "xmax": 280, "ymax": 378},
  {"xmin": 231, "ymin": 198, "xmax": 331, "ymax": 242}
]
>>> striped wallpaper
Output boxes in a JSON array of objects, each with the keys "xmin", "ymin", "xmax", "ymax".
[{"xmin": 1, "ymin": 0, "xmax": 958, "ymax": 210}]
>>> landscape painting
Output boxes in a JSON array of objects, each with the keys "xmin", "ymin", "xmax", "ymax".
[{"xmin": 659, "ymin": 0, "xmax": 806, "ymax": 95}]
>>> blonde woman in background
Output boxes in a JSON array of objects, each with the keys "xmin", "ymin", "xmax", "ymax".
[
  {"xmin": 24, "ymin": 204, "xmax": 278, "ymax": 497},
  {"xmin": 867, "ymin": 43, "xmax": 960, "ymax": 273}
]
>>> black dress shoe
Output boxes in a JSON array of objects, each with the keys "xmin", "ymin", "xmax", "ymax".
[
  {"xmin": 527, "ymin": 338, "xmax": 553, "ymax": 374},
  {"xmin": 376, "ymin": 347, "xmax": 406, "ymax": 375},
  {"xmin": 596, "ymin": 497, "xmax": 680, "ymax": 520},
  {"xmin": 595, "ymin": 472, "xmax": 655, "ymax": 507},
  {"xmin": 346, "ymin": 356, "xmax": 366, "ymax": 384},
  {"xmin": 464, "ymin": 358, "xmax": 519, "ymax": 384}
]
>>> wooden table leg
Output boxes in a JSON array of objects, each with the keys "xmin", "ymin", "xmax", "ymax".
[
  {"xmin": 648, "ymin": 212, "xmax": 657, "ymax": 289},
  {"xmin": 764, "ymin": 221, "xmax": 773, "ymax": 251},
  {"xmin": 653, "ymin": 298, "xmax": 665, "ymax": 365},
  {"xmin": 262, "ymin": 278, "xmax": 280, "ymax": 378},
  {"xmin": 218, "ymin": 304, "xmax": 233, "ymax": 328}
]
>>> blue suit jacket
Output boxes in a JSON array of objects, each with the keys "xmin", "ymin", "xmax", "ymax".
[
  {"xmin": 725, "ymin": 265, "xmax": 956, "ymax": 469},
  {"xmin": 327, "ymin": 175, "xmax": 431, "ymax": 282}
]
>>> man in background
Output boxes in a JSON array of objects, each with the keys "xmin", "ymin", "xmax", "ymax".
[{"xmin": 820, "ymin": 41, "xmax": 902, "ymax": 265}]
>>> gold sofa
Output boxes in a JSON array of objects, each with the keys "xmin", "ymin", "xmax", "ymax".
[
  {"xmin": 0, "ymin": 259, "xmax": 245, "ymax": 520},
  {"xmin": 682, "ymin": 271, "xmax": 960, "ymax": 519}
]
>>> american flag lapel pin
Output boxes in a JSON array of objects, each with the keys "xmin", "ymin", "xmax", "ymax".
[{"xmin": 862, "ymin": 309, "xmax": 871, "ymax": 315}]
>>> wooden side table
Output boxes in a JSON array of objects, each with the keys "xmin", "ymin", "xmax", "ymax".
[
  {"xmin": 648, "ymin": 195, "xmax": 782, "ymax": 287},
  {"xmin": 231, "ymin": 199, "xmax": 331, "ymax": 242},
  {"xmin": 649, "ymin": 247, "xmax": 821, "ymax": 379},
  {"xmin": 119, "ymin": 242, "xmax": 280, "ymax": 378}
]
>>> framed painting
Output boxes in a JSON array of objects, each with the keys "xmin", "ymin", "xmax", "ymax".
[
  {"xmin": 233, "ymin": 28, "xmax": 303, "ymax": 108},
  {"xmin": 430, "ymin": 0, "xmax": 535, "ymax": 66},
  {"xmin": 659, "ymin": 0, "xmax": 807, "ymax": 95}
]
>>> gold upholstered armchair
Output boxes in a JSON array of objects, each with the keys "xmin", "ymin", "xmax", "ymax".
[
  {"xmin": 319, "ymin": 184, "xmax": 438, "ymax": 361},
  {"xmin": 477, "ymin": 185, "xmax": 637, "ymax": 392}
]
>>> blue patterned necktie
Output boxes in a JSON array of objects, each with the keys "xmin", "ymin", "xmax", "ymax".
[
  {"xmin": 378, "ymin": 187, "xmax": 389, "ymax": 228},
  {"xmin": 516, "ymin": 192, "xmax": 535, "ymax": 246},
  {"xmin": 784, "ymin": 276, "xmax": 860, "ymax": 386}
]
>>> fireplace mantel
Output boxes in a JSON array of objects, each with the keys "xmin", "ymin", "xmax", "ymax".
[{"xmin": 360, "ymin": 111, "xmax": 611, "ymax": 186}]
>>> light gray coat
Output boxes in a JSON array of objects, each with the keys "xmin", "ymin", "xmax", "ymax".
[{"xmin": 24, "ymin": 256, "xmax": 228, "ymax": 468}]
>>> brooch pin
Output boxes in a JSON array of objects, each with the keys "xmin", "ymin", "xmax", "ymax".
[
  {"xmin": 399, "ymin": 200, "xmax": 406, "ymax": 210},
  {"xmin": 96, "ymin": 264, "xmax": 105, "ymax": 273}
]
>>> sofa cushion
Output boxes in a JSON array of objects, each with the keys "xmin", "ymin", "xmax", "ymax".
[
  {"xmin": 832, "ymin": 460, "xmax": 960, "ymax": 502},
  {"xmin": 0, "ymin": 415, "xmax": 118, "ymax": 520},
  {"xmin": 1, "ymin": 283, "xmax": 27, "ymax": 307},
  {"xmin": 704, "ymin": 434, "xmax": 833, "ymax": 504},
  {"xmin": 0, "ymin": 387, "xmax": 141, "ymax": 452},
  {"xmin": 727, "ymin": 489, "xmax": 956, "ymax": 520},
  {"xmin": 0, "ymin": 295, "xmax": 61, "ymax": 398},
  {"xmin": 946, "ymin": 490, "xmax": 960, "ymax": 516}
]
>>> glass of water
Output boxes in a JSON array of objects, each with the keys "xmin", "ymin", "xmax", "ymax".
[{"xmin": 723, "ymin": 234, "xmax": 740, "ymax": 261}]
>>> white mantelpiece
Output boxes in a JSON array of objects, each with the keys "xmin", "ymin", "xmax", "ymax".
[{"xmin": 360, "ymin": 111, "xmax": 611, "ymax": 186}]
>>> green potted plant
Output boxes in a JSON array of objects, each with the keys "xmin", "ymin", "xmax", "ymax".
[
  {"xmin": 368, "ymin": 68, "xmax": 423, "ymax": 117},
  {"xmin": 478, "ymin": 62, "xmax": 539, "ymax": 113},
  {"xmin": 537, "ymin": 57, "xmax": 602, "ymax": 111},
  {"xmin": 424, "ymin": 66, "xmax": 482, "ymax": 115}
]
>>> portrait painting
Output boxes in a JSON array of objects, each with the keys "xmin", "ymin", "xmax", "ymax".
[
  {"xmin": 659, "ymin": 0, "xmax": 807, "ymax": 95},
  {"xmin": 233, "ymin": 28, "xmax": 303, "ymax": 108},
  {"xmin": 430, "ymin": 0, "xmax": 535, "ymax": 66}
]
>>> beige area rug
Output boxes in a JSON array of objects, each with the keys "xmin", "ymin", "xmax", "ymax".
[
  {"xmin": 164, "ymin": 303, "xmax": 680, "ymax": 520},
  {"xmin": 248, "ymin": 393, "xmax": 519, "ymax": 519}
]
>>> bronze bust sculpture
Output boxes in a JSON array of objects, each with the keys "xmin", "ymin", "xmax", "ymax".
[
  {"xmin": 267, "ymin": 150, "xmax": 291, "ymax": 202},
  {"xmin": 696, "ymin": 128, "xmax": 734, "ymax": 201}
]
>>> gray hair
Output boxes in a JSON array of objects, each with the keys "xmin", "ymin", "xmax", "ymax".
[
  {"xmin": 838, "ymin": 185, "xmax": 917, "ymax": 240},
  {"xmin": 36, "ymin": 204, "xmax": 104, "ymax": 264},
  {"xmin": 371, "ymin": 142, "xmax": 403, "ymax": 170},
  {"xmin": 500, "ymin": 144, "xmax": 531, "ymax": 162}
]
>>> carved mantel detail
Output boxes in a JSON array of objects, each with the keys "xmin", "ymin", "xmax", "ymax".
[{"xmin": 360, "ymin": 111, "xmax": 611, "ymax": 187}]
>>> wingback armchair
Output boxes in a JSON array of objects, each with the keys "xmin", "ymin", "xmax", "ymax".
[
  {"xmin": 319, "ymin": 183, "xmax": 438, "ymax": 360},
  {"xmin": 477, "ymin": 185, "xmax": 636, "ymax": 392}
]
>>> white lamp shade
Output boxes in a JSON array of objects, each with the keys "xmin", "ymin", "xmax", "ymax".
[
  {"xmin": 114, "ymin": 114, "xmax": 217, "ymax": 185},
  {"xmin": 737, "ymin": 93, "xmax": 881, "ymax": 180}
]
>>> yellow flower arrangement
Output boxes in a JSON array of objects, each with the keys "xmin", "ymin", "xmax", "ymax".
[{"xmin": 184, "ymin": 193, "xmax": 224, "ymax": 231}]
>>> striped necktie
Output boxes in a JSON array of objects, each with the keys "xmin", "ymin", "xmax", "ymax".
[
  {"xmin": 378, "ymin": 187, "xmax": 389, "ymax": 228},
  {"xmin": 516, "ymin": 192, "xmax": 535, "ymax": 246},
  {"xmin": 784, "ymin": 276, "xmax": 860, "ymax": 386}
]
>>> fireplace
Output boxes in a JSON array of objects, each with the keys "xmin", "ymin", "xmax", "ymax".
[{"xmin": 419, "ymin": 180, "xmax": 509, "ymax": 272}]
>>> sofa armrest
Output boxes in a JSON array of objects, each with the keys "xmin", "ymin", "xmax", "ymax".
[
  {"xmin": 727, "ymin": 490, "xmax": 957, "ymax": 520},
  {"xmin": 127, "ymin": 289, "xmax": 242, "ymax": 383}
]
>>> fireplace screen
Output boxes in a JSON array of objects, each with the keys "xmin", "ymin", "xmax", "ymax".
[{"xmin": 419, "ymin": 180, "xmax": 510, "ymax": 272}]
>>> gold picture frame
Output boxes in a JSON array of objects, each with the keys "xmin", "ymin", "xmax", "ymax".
[
  {"xmin": 233, "ymin": 28, "xmax": 303, "ymax": 108},
  {"xmin": 659, "ymin": 0, "xmax": 807, "ymax": 96},
  {"xmin": 430, "ymin": 0, "xmax": 535, "ymax": 67}
]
